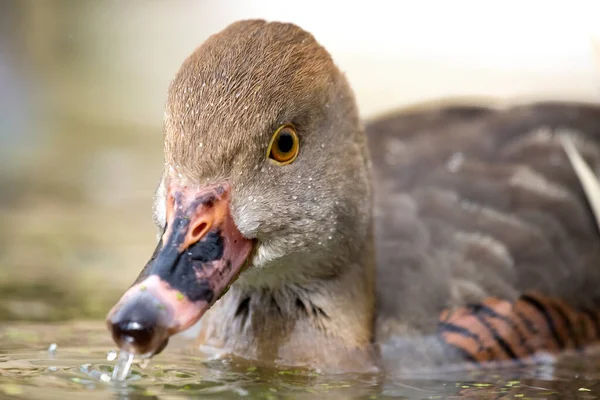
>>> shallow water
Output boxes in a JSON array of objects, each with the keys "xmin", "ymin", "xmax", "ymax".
[{"xmin": 3, "ymin": 322, "xmax": 600, "ymax": 399}]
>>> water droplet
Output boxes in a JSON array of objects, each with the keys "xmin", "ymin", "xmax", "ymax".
[
  {"xmin": 202, "ymin": 82, "xmax": 206, "ymax": 87},
  {"xmin": 321, "ymin": 144, "xmax": 325, "ymax": 148},
  {"xmin": 253, "ymin": 198, "xmax": 257, "ymax": 203},
  {"xmin": 318, "ymin": 241, "xmax": 322, "ymax": 245},
  {"xmin": 48, "ymin": 343, "xmax": 57, "ymax": 354},
  {"xmin": 292, "ymin": 195, "xmax": 297, "ymax": 200},
  {"xmin": 235, "ymin": 92, "xmax": 241, "ymax": 98},
  {"xmin": 199, "ymin": 142, "xmax": 203, "ymax": 148},
  {"xmin": 308, "ymin": 177, "xmax": 313, "ymax": 181},
  {"xmin": 328, "ymin": 236, "xmax": 332, "ymax": 240},
  {"xmin": 106, "ymin": 350, "xmax": 118, "ymax": 361}
]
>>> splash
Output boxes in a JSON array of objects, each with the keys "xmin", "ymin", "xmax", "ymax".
[{"xmin": 111, "ymin": 350, "xmax": 134, "ymax": 382}]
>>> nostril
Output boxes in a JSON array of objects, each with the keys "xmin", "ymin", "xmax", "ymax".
[{"xmin": 191, "ymin": 222, "xmax": 208, "ymax": 241}]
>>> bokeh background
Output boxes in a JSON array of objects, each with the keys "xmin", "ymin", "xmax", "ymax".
[{"xmin": 1, "ymin": 0, "xmax": 599, "ymax": 322}]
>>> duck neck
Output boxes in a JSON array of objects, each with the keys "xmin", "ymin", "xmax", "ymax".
[{"xmin": 195, "ymin": 232, "xmax": 378, "ymax": 373}]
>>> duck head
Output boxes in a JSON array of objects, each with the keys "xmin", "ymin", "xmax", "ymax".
[{"xmin": 106, "ymin": 20, "xmax": 373, "ymax": 360}]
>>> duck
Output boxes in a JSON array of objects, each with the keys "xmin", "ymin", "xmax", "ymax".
[{"xmin": 106, "ymin": 19, "xmax": 600, "ymax": 374}]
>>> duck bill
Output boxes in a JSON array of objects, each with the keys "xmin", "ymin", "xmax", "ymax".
[{"xmin": 106, "ymin": 183, "xmax": 253, "ymax": 356}]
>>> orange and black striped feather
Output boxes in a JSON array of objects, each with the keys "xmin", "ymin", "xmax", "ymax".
[{"xmin": 438, "ymin": 293, "xmax": 600, "ymax": 363}]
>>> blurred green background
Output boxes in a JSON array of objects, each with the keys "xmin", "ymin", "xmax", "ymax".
[{"xmin": 0, "ymin": 0, "xmax": 599, "ymax": 322}]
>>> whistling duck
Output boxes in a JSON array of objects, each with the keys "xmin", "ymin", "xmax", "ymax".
[{"xmin": 106, "ymin": 20, "xmax": 600, "ymax": 373}]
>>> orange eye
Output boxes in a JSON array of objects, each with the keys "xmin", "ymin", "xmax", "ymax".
[{"xmin": 267, "ymin": 124, "xmax": 299, "ymax": 165}]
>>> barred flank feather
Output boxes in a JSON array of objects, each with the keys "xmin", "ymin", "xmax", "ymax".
[{"xmin": 439, "ymin": 293, "xmax": 600, "ymax": 363}]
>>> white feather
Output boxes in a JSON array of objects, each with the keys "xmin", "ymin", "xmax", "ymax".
[{"xmin": 560, "ymin": 134, "xmax": 600, "ymax": 231}]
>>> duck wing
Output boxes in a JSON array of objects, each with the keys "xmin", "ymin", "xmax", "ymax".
[{"xmin": 367, "ymin": 101, "xmax": 600, "ymax": 365}]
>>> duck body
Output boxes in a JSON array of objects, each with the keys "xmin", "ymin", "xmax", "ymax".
[
  {"xmin": 106, "ymin": 20, "xmax": 600, "ymax": 373},
  {"xmin": 370, "ymin": 102, "xmax": 600, "ymax": 370}
]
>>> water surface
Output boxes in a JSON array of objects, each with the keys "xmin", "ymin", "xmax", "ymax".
[{"xmin": 3, "ymin": 322, "xmax": 600, "ymax": 399}]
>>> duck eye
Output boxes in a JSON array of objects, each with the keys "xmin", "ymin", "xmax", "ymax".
[{"xmin": 267, "ymin": 124, "xmax": 299, "ymax": 165}]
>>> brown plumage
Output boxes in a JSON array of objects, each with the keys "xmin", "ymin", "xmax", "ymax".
[
  {"xmin": 108, "ymin": 19, "xmax": 600, "ymax": 373},
  {"xmin": 370, "ymin": 102, "xmax": 600, "ymax": 370}
]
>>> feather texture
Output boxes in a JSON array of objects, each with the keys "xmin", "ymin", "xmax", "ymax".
[{"xmin": 368, "ymin": 102, "xmax": 600, "ymax": 351}]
